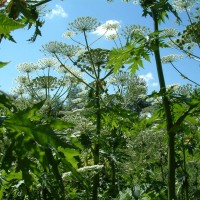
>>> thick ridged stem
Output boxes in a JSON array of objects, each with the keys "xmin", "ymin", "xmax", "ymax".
[
  {"xmin": 151, "ymin": 8, "xmax": 176, "ymax": 200},
  {"xmin": 92, "ymin": 65, "xmax": 101, "ymax": 200}
]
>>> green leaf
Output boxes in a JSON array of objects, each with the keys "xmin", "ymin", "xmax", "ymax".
[
  {"xmin": 0, "ymin": 13, "xmax": 26, "ymax": 34},
  {"xmin": 61, "ymin": 155, "xmax": 89, "ymax": 190},
  {"xmin": 49, "ymin": 118, "xmax": 73, "ymax": 130},
  {"xmin": 0, "ymin": 61, "xmax": 10, "ymax": 68},
  {"xmin": 45, "ymin": 147, "xmax": 65, "ymax": 196},
  {"xmin": 58, "ymin": 147, "xmax": 80, "ymax": 168},
  {"xmin": 108, "ymin": 43, "xmax": 150, "ymax": 74}
]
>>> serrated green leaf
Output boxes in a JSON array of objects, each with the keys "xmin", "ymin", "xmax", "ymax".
[{"xmin": 0, "ymin": 13, "xmax": 25, "ymax": 34}]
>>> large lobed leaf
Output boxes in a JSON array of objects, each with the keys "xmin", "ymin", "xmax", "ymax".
[
  {"xmin": 108, "ymin": 44, "xmax": 150, "ymax": 74},
  {"xmin": 0, "ymin": 13, "xmax": 25, "ymax": 34}
]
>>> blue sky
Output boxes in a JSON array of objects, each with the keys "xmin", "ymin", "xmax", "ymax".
[{"xmin": 0, "ymin": 0, "xmax": 199, "ymax": 94}]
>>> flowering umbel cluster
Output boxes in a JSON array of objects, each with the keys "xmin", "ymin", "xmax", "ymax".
[
  {"xmin": 68, "ymin": 16, "xmax": 101, "ymax": 32},
  {"xmin": 17, "ymin": 62, "xmax": 38, "ymax": 73},
  {"xmin": 172, "ymin": 0, "xmax": 199, "ymax": 12},
  {"xmin": 161, "ymin": 54, "xmax": 183, "ymax": 64},
  {"xmin": 122, "ymin": 24, "xmax": 150, "ymax": 39},
  {"xmin": 76, "ymin": 48, "xmax": 110, "ymax": 68},
  {"xmin": 42, "ymin": 42, "xmax": 82, "ymax": 58},
  {"xmin": 38, "ymin": 58, "xmax": 58, "ymax": 70}
]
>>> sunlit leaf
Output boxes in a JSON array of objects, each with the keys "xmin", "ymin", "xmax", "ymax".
[{"xmin": 0, "ymin": 13, "xmax": 25, "ymax": 34}]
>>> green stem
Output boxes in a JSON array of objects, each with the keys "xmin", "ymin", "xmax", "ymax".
[
  {"xmin": 47, "ymin": 67, "xmax": 50, "ymax": 98},
  {"xmin": 26, "ymin": 73, "xmax": 41, "ymax": 100},
  {"xmin": 89, "ymin": 30, "xmax": 109, "ymax": 46},
  {"xmin": 83, "ymin": 30, "xmax": 98, "ymax": 79},
  {"xmin": 169, "ymin": 37, "xmax": 200, "ymax": 61},
  {"xmin": 69, "ymin": 57, "xmax": 95, "ymax": 79},
  {"xmin": 170, "ymin": 62, "xmax": 200, "ymax": 87},
  {"xmin": 182, "ymin": 138, "xmax": 189, "ymax": 200},
  {"xmin": 92, "ymin": 64, "xmax": 101, "ymax": 200},
  {"xmin": 151, "ymin": 8, "xmax": 176, "ymax": 200},
  {"xmin": 185, "ymin": 7, "xmax": 200, "ymax": 49}
]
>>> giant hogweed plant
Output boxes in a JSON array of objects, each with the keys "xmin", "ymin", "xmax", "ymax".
[
  {"xmin": 39, "ymin": 16, "xmax": 149, "ymax": 199},
  {"xmin": 14, "ymin": 16, "xmax": 119, "ymax": 199}
]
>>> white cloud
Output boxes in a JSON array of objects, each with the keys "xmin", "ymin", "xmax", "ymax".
[
  {"xmin": 139, "ymin": 72, "xmax": 158, "ymax": 87},
  {"xmin": 93, "ymin": 20, "xmax": 120, "ymax": 36},
  {"xmin": 139, "ymin": 72, "xmax": 154, "ymax": 82},
  {"xmin": 46, "ymin": 5, "xmax": 68, "ymax": 19}
]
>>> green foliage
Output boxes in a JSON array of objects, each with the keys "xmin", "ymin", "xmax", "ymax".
[
  {"xmin": 139, "ymin": 0, "xmax": 181, "ymax": 23},
  {"xmin": 0, "ymin": 92, "xmax": 87, "ymax": 199},
  {"xmin": 0, "ymin": 0, "xmax": 51, "ymax": 42},
  {"xmin": 0, "ymin": 13, "xmax": 25, "ymax": 34},
  {"xmin": 108, "ymin": 43, "xmax": 150, "ymax": 74}
]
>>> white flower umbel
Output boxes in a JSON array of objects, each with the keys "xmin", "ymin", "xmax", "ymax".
[
  {"xmin": 172, "ymin": 0, "xmax": 199, "ymax": 12},
  {"xmin": 11, "ymin": 87, "xmax": 25, "ymax": 96},
  {"xmin": 102, "ymin": 20, "xmax": 120, "ymax": 31},
  {"xmin": 122, "ymin": 24, "xmax": 150, "ymax": 39},
  {"xmin": 62, "ymin": 165, "xmax": 104, "ymax": 179},
  {"xmin": 15, "ymin": 76, "xmax": 29, "ymax": 84},
  {"xmin": 93, "ymin": 20, "xmax": 120, "ymax": 37},
  {"xmin": 105, "ymin": 34, "xmax": 118, "ymax": 40},
  {"xmin": 57, "ymin": 64, "xmax": 82, "ymax": 79},
  {"xmin": 166, "ymin": 84, "xmax": 181, "ymax": 91},
  {"xmin": 68, "ymin": 16, "xmax": 101, "ymax": 32},
  {"xmin": 42, "ymin": 41, "xmax": 65, "ymax": 55},
  {"xmin": 38, "ymin": 58, "xmax": 58, "ymax": 70},
  {"xmin": 161, "ymin": 28, "xmax": 178, "ymax": 38},
  {"xmin": 60, "ymin": 44, "xmax": 83, "ymax": 58},
  {"xmin": 17, "ymin": 62, "xmax": 38, "ymax": 73},
  {"xmin": 161, "ymin": 54, "xmax": 183, "ymax": 64}
]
